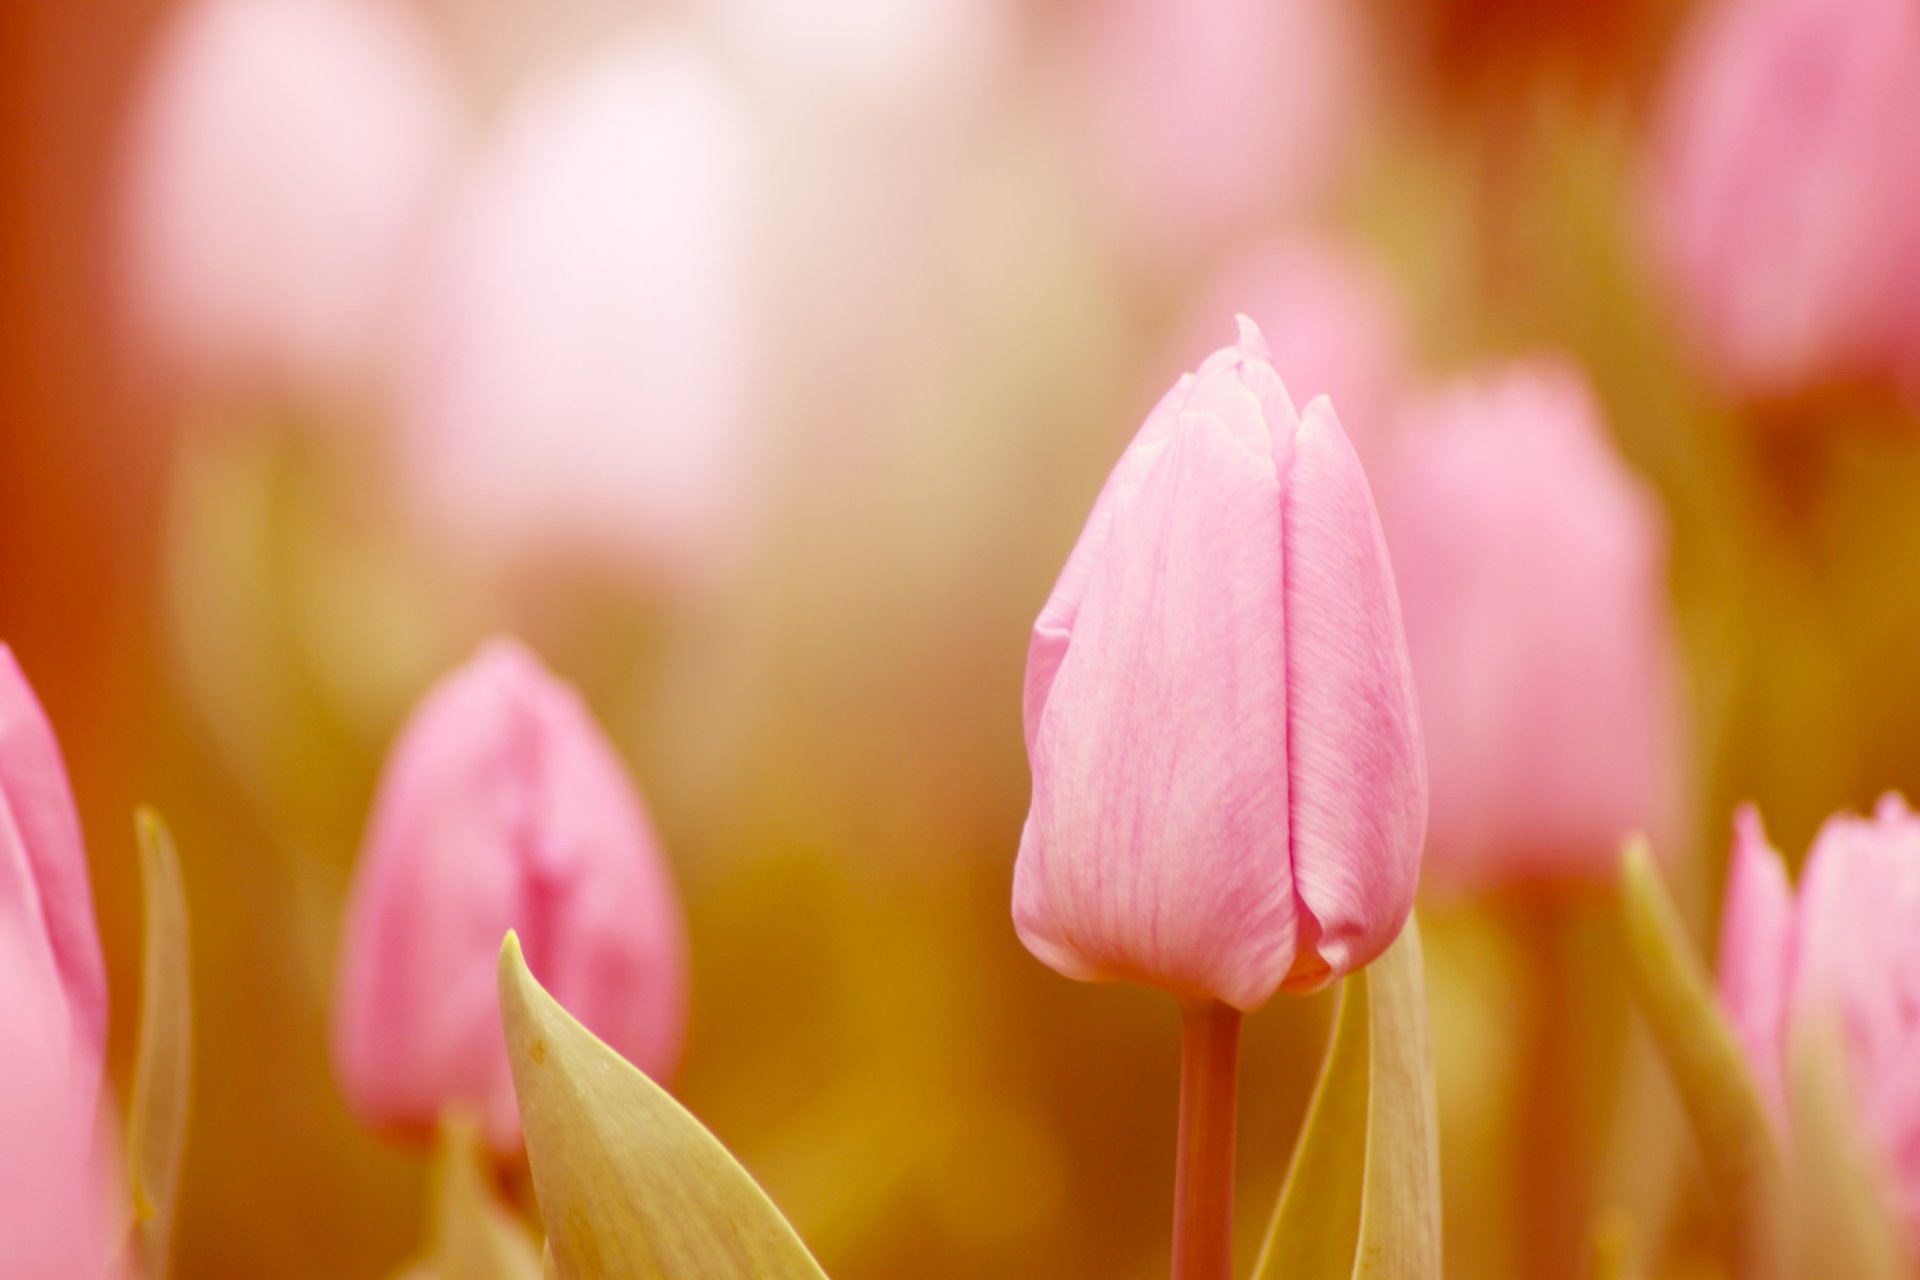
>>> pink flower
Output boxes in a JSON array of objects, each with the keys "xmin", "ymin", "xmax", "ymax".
[
  {"xmin": 400, "ymin": 35, "xmax": 759, "ymax": 583},
  {"xmin": 1013, "ymin": 319, "xmax": 1426, "ymax": 1010},
  {"xmin": 121, "ymin": 0, "xmax": 462, "ymax": 411},
  {"xmin": 1645, "ymin": 0, "xmax": 1920, "ymax": 398},
  {"xmin": 1060, "ymin": 0, "xmax": 1370, "ymax": 270},
  {"xmin": 0, "ymin": 647, "xmax": 107, "ymax": 1100},
  {"xmin": 1166, "ymin": 237, "xmax": 1412, "ymax": 470},
  {"xmin": 0, "ymin": 648, "xmax": 116, "ymax": 1277},
  {"xmin": 1717, "ymin": 798, "xmax": 1920, "ymax": 1243},
  {"xmin": 333, "ymin": 639, "xmax": 688, "ymax": 1153},
  {"xmin": 1384, "ymin": 361, "xmax": 1684, "ymax": 887}
]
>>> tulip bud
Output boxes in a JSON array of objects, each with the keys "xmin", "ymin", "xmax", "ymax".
[
  {"xmin": 1384, "ymin": 361, "xmax": 1684, "ymax": 888},
  {"xmin": 1645, "ymin": 0, "xmax": 1920, "ymax": 398},
  {"xmin": 1013, "ymin": 319, "xmax": 1426, "ymax": 1011},
  {"xmin": 0, "ymin": 648, "xmax": 115, "ymax": 1277},
  {"xmin": 400, "ymin": 35, "xmax": 758, "ymax": 583},
  {"xmin": 1716, "ymin": 798, "xmax": 1920, "ymax": 1247},
  {"xmin": 333, "ymin": 639, "xmax": 689, "ymax": 1153},
  {"xmin": 121, "ymin": 0, "xmax": 462, "ymax": 412},
  {"xmin": 0, "ymin": 647, "xmax": 108, "ymax": 1099}
]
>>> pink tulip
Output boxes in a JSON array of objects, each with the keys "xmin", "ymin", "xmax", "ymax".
[
  {"xmin": 121, "ymin": 0, "xmax": 462, "ymax": 411},
  {"xmin": 1717, "ymin": 798, "xmax": 1920, "ymax": 1243},
  {"xmin": 1166, "ymin": 237, "xmax": 1412, "ymax": 470},
  {"xmin": 0, "ymin": 647, "xmax": 107, "ymax": 1100},
  {"xmin": 1645, "ymin": 0, "xmax": 1920, "ymax": 398},
  {"xmin": 1060, "ymin": 0, "xmax": 1370, "ymax": 271},
  {"xmin": 1013, "ymin": 319, "xmax": 1426, "ymax": 1010},
  {"xmin": 333, "ymin": 639, "xmax": 688, "ymax": 1153},
  {"xmin": 0, "ymin": 648, "xmax": 116, "ymax": 1277},
  {"xmin": 1384, "ymin": 361, "xmax": 1684, "ymax": 888},
  {"xmin": 400, "ymin": 35, "xmax": 758, "ymax": 583}
]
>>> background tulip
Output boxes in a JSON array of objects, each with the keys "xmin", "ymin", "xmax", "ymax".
[
  {"xmin": 1717, "ymin": 797, "xmax": 1920, "ymax": 1246},
  {"xmin": 1385, "ymin": 360, "xmax": 1684, "ymax": 888},
  {"xmin": 399, "ymin": 34, "xmax": 759, "ymax": 583},
  {"xmin": 120, "ymin": 0, "xmax": 461, "ymax": 412},
  {"xmin": 0, "ymin": 646, "xmax": 108, "ymax": 1101},
  {"xmin": 333, "ymin": 639, "xmax": 688, "ymax": 1154},
  {"xmin": 1013, "ymin": 319, "xmax": 1426, "ymax": 1012},
  {"xmin": 1644, "ymin": 0, "xmax": 1920, "ymax": 399}
]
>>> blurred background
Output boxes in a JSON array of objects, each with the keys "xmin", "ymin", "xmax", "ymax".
[{"xmin": 6, "ymin": 0, "xmax": 1920, "ymax": 1276}]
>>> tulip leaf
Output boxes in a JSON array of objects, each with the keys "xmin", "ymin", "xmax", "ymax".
[
  {"xmin": 126, "ymin": 808, "xmax": 192, "ymax": 1280},
  {"xmin": 396, "ymin": 1115, "xmax": 542, "ymax": 1280},
  {"xmin": 1617, "ymin": 838, "xmax": 1785, "ymax": 1276},
  {"xmin": 497, "ymin": 933, "xmax": 831, "ymax": 1280},
  {"xmin": 1254, "ymin": 917, "xmax": 1441, "ymax": 1280},
  {"xmin": 1786, "ymin": 1022, "xmax": 1906, "ymax": 1280}
]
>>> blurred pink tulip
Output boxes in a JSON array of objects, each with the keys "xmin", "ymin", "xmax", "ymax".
[
  {"xmin": 1717, "ymin": 798, "xmax": 1920, "ymax": 1242},
  {"xmin": 0, "ymin": 647, "xmax": 107, "ymax": 1100},
  {"xmin": 1386, "ymin": 361, "xmax": 1684, "ymax": 888},
  {"xmin": 0, "ymin": 649, "xmax": 117, "ymax": 1278},
  {"xmin": 333, "ymin": 639, "xmax": 688, "ymax": 1153},
  {"xmin": 121, "ymin": 0, "xmax": 462, "ymax": 411},
  {"xmin": 1645, "ymin": 0, "xmax": 1920, "ymax": 399},
  {"xmin": 1061, "ymin": 0, "xmax": 1370, "ymax": 271},
  {"xmin": 1167, "ymin": 237, "xmax": 1412, "ymax": 469},
  {"xmin": 1013, "ymin": 319, "xmax": 1426, "ymax": 1011},
  {"xmin": 401, "ymin": 35, "xmax": 759, "ymax": 583}
]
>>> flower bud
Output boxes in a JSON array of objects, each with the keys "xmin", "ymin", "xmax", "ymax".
[
  {"xmin": 1384, "ymin": 361, "xmax": 1684, "ymax": 888},
  {"xmin": 400, "ymin": 35, "xmax": 758, "ymax": 583},
  {"xmin": 1645, "ymin": 0, "xmax": 1920, "ymax": 398},
  {"xmin": 121, "ymin": 0, "xmax": 461, "ymax": 411},
  {"xmin": 1716, "ymin": 798, "xmax": 1920, "ymax": 1244},
  {"xmin": 1013, "ymin": 319, "xmax": 1426, "ymax": 1011},
  {"xmin": 333, "ymin": 639, "xmax": 689, "ymax": 1153},
  {"xmin": 0, "ymin": 647, "xmax": 107, "ymax": 1099}
]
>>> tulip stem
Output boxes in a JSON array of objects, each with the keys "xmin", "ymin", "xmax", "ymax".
[{"xmin": 1173, "ymin": 999, "xmax": 1242, "ymax": 1280}]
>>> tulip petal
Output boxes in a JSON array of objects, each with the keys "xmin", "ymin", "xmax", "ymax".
[
  {"xmin": 0, "ymin": 646, "xmax": 107, "ymax": 1071},
  {"xmin": 1255, "ymin": 917, "xmax": 1440, "ymax": 1279},
  {"xmin": 1619, "ymin": 839, "xmax": 1785, "ymax": 1275},
  {"xmin": 1715, "ymin": 806, "xmax": 1793, "ymax": 1116},
  {"xmin": 1016, "ymin": 411, "xmax": 1297, "ymax": 1009},
  {"xmin": 497, "ymin": 934, "xmax": 829, "ymax": 1280},
  {"xmin": 1279, "ymin": 399, "xmax": 1424, "ymax": 990},
  {"xmin": 126, "ymin": 809, "xmax": 192, "ymax": 1280}
]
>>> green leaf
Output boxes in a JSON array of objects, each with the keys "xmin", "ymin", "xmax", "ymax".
[
  {"xmin": 497, "ymin": 933, "xmax": 831, "ymax": 1280},
  {"xmin": 1786, "ymin": 1021, "xmax": 1906, "ymax": 1280},
  {"xmin": 1254, "ymin": 917, "xmax": 1441, "ymax": 1280},
  {"xmin": 1617, "ymin": 838, "xmax": 1784, "ymax": 1277},
  {"xmin": 126, "ymin": 808, "xmax": 192, "ymax": 1280},
  {"xmin": 396, "ymin": 1115, "xmax": 542, "ymax": 1280}
]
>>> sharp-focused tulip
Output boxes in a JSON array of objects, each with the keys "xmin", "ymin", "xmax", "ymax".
[
  {"xmin": 121, "ymin": 0, "xmax": 462, "ymax": 410},
  {"xmin": 1717, "ymin": 798, "xmax": 1920, "ymax": 1245},
  {"xmin": 1385, "ymin": 361, "xmax": 1684, "ymax": 888},
  {"xmin": 1013, "ymin": 318, "xmax": 1426, "ymax": 1012},
  {"xmin": 1645, "ymin": 0, "xmax": 1920, "ymax": 398},
  {"xmin": 1167, "ymin": 237, "xmax": 1411, "ymax": 470},
  {"xmin": 1060, "ymin": 0, "xmax": 1370, "ymax": 270},
  {"xmin": 0, "ymin": 647, "xmax": 108, "ymax": 1100},
  {"xmin": 400, "ymin": 35, "xmax": 758, "ymax": 582},
  {"xmin": 333, "ymin": 639, "xmax": 689, "ymax": 1153}
]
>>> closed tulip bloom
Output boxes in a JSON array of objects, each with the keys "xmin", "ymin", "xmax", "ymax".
[
  {"xmin": 1386, "ymin": 362, "xmax": 1683, "ymax": 887},
  {"xmin": 122, "ymin": 0, "xmax": 462, "ymax": 409},
  {"xmin": 1717, "ymin": 798, "xmax": 1920, "ymax": 1241},
  {"xmin": 334, "ymin": 639, "xmax": 688, "ymax": 1153},
  {"xmin": 1645, "ymin": 0, "xmax": 1920, "ymax": 398},
  {"xmin": 401, "ymin": 35, "xmax": 758, "ymax": 582},
  {"xmin": 1013, "ymin": 319, "xmax": 1426, "ymax": 1011},
  {"xmin": 0, "ymin": 647, "xmax": 108, "ymax": 1102}
]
